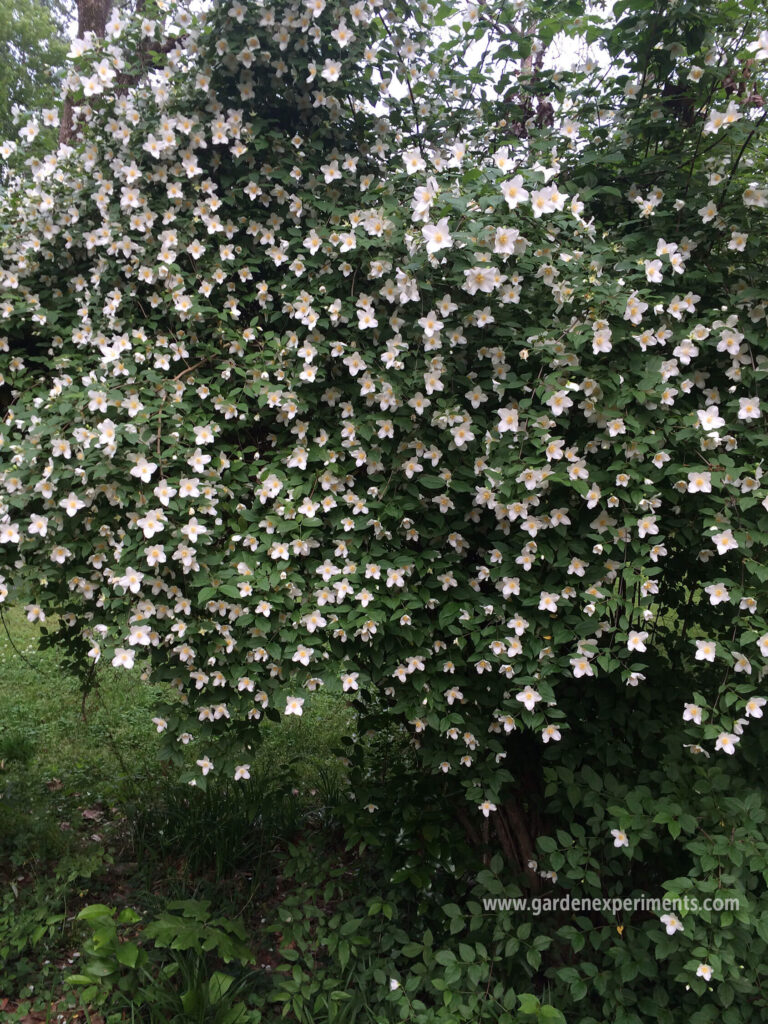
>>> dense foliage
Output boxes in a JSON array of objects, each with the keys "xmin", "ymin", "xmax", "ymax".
[
  {"xmin": 0, "ymin": 0, "xmax": 70, "ymax": 157},
  {"xmin": 2, "ymin": 0, "xmax": 768, "ymax": 1020}
]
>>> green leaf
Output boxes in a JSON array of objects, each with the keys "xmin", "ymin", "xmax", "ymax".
[
  {"xmin": 338, "ymin": 940, "xmax": 350, "ymax": 970},
  {"xmin": 77, "ymin": 904, "xmax": 116, "ymax": 923},
  {"xmin": 208, "ymin": 971, "xmax": 235, "ymax": 1003},
  {"xmin": 340, "ymin": 916, "xmax": 363, "ymax": 936},
  {"xmin": 540, "ymin": 1006, "xmax": 566, "ymax": 1022},
  {"xmin": 115, "ymin": 942, "xmax": 140, "ymax": 968},
  {"xmin": 401, "ymin": 941, "xmax": 423, "ymax": 957},
  {"xmin": 518, "ymin": 993, "xmax": 540, "ymax": 1015}
]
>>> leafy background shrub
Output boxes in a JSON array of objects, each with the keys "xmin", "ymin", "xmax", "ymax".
[{"xmin": 1, "ymin": 0, "xmax": 768, "ymax": 1021}]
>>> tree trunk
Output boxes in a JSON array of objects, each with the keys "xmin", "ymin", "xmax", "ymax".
[
  {"xmin": 77, "ymin": 0, "xmax": 113, "ymax": 36},
  {"xmin": 59, "ymin": 0, "xmax": 113, "ymax": 143}
]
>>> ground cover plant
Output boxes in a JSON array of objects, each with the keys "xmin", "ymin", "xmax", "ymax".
[
  {"xmin": 0, "ymin": 611, "xmax": 354, "ymax": 1021},
  {"xmin": 0, "ymin": 614, "xmax": 562, "ymax": 1024},
  {"xmin": 2, "ymin": 0, "xmax": 768, "ymax": 1020}
]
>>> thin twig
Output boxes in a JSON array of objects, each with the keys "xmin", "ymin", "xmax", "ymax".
[
  {"xmin": 0, "ymin": 607, "xmax": 35, "ymax": 669},
  {"xmin": 680, "ymin": 79, "xmax": 721, "ymax": 206},
  {"xmin": 156, "ymin": 358, "xmax": 210, "ymax": 463},
  {"xmin": 719, "ymin": 108, "xmax": 768, "ymax": 207},
  {"xmin": 375, "ymin": 13, "xmax": 423, "ymax": 152}
]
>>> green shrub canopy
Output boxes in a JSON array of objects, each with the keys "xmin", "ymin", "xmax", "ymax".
[
  {"xmin": 4, "ymin": 0, "xmax": 768, "ymax": 1011},
  {"xmin": 1, "ymin": 0, "xmax": 767, "ymax": 792},
  {"xmin": 2, "ymin": 1, "xmax": 768, "ymax": 1009}
]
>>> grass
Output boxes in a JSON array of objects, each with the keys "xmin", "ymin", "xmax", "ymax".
[
  {"xmin": 0, "ymin": 609, "xmax": 164, "ymax": 792},
  {"xmin": 0, "ymin": 606, "xmax": 512, "ymax": 1024},
  {"xmin": 0, "ymin": 605, "xmax": 352, "ymax": 799},
  {"xmin": 0, "ymin": 604, "xmax": 355, "ymax": 1020}
]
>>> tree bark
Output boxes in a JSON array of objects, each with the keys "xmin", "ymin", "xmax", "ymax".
[
  {"xmin": 59, "ymin": 0, "xmax": 113, "ymax": 143},
  {"xmin": 77, "ymin": 0, "xmax": 113, "ymax": 36}
]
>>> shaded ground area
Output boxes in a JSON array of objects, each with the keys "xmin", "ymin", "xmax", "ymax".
[{"xmin": 0, "ymin": 608, "xmax": 356, "ymax": 1022}]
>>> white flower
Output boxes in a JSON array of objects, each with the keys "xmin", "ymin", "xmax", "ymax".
[
  {"xmin": 501, "ymin": 175, "xmax": 529, "ymax": 209},
  {"xmin": 181, "ymin": 517, "xmax": 207, "ymax": 542},
  {"xmin": 321, "ymin": 59, "xmax": 342, "ymax": 81},
  {"xmin": 19, "ymin": 119, "xmax": 40, "ymax": 143},
  {"xmin": 704, "ymin": 583, "xmax": 729, "ymax": 606},
  {"xmin": 611, "ymin": 828, "xmax": 629, "ymax": 848},
  {"xmin": 660, "ymin": 913, "xmax": 684, "ymax": 935},
  {"xmin": 697, "ymin": 405, "xmax": 725, "ymax": 432},
  {"xmin": 748, "ymin": 30, "xmax": 768, "ymax": 59},
  {"xmin": 687, "ymin": 471, "xmax": 711, "ymax": 493},
  {"xmin": 703, "ymin": 109, "xmax": 726, "ymax": 135},
  {"xmin": 285, "ymin": 696, "xmax": 304, "ymax": 716},
  {"xmin": 479, "ymin": 799, "xmax": 497, "ymax": 817},
  {"xmin": 696, "ymin": 963, "xmax": 713, "ymax": 981},
  {"xmin": 694, "ymin": 639, "xmax": 716, "ymax": 662},
  {"xmin": 386, "ymin": 567, "xmax": 406, "ymax": 587},
  {"xmin": 112, "ymin": 647, "xmax": 135, "ymax": 669},
  {"xmin": 683, "ymin": 703, "xmax": 702, "ymax": 724},
  {"xmin": 422, "ymin": 217, "xmax": 453, "ymax": 254},
  {"xmin": 627, "ymin": 630, "xmax": 648, "ymax": 652},
  {"xmin": 60, "ymin": 492, "xmax": 86, "ymax": 517},
  {"xmin": 418, "ymin": 310, "xmax": 443, "ymax": 337},
  {"xmin": 743, "ymin": 185, "xmax": 768, "ymax": 208},
  {"xmin": 744, "ymin": 697, "xmax": 766, "ymax": 719},
  {"xmin": 137, "ymin": 510, "xmax": 165, "ymax": 539},
  {"xmin": 403, "ymin": 148, "xmax": 426, "ymax": 174},
  {"xmin": 130, "ymin": 456, "xmax": 158, "ymax": 482},
  {"xmin": 494, "ymin": 226, "xmax": 520, "ymax": 256},
  {"xmin": 0, "ymin": 522, "xmax": 20, "ymax": 544},
  {"xmin": 624, "ymin": 291, "xmax": 648, "ymax": 325},
  {"xmin": 728, "ymin": 231, "xmax": 748, "ymax": 251},
  {"xmin": 644, "ymin": 259, "xmax": 663, "ymax": 283},
  {"xmin": 570, "ymin": 656, "xmax": 593, "ymax": 678},
  {"xmin": 292, "ymin": 646, "xmax": 314, "ymax": 666},
  {"xmin": 530, "ymin": 187, "xmax": 556, "ymax": 217},
  {"xmin": 28, "ymin": 515, "xmax": 48, "ymax": 537},
  {"xmin": 516, "ymin": 686, "xmax": 541, "ymax": 711},
  {"xmin": 738, "ymin": 396, "xmax": 761, "ymax": 421},
  {"xmin": 637, "ymin": 516, "xmax": 658, "ymax": 539},
  {"xmin": 733, "ymin": 652, "xmax": 752, "ymax": 674},
  {"xmin": 711, "ymin": 529, "xmax": 738, "ymax": 555},
  {"xmin": 128, "ymin": 625, "xmax": 152, "ymax": 647},
  {"xmin": 497, "ymin": 407, "xmax": 519, "ymax": 433},
  {"xmin": 714, "ymin": 732, "xmax": 739, "ymax": 755},
  {"xmin": 538, "ymin": 592, "xmax": 559, "ymax": 613},
  {"xmin": 698, "ymin": 201, "xmax": 718, "ymax": 223}
]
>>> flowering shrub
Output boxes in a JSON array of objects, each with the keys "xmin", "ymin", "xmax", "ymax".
[{"xmin": 2, "ymin": 0, "xmax": 768, "ymax": 1017}]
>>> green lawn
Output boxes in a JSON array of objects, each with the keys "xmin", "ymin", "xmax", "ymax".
[
  {"xmin": 0, "ymin": 606, "xmax": 352, "ymax": 797},
  {"xmin": 0, "ymin": 605, "xmax": 355, "ymax": 1022},
  {"xmin": 0, "ymin": 608, "xmax": 164, "ymax": 792}
]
